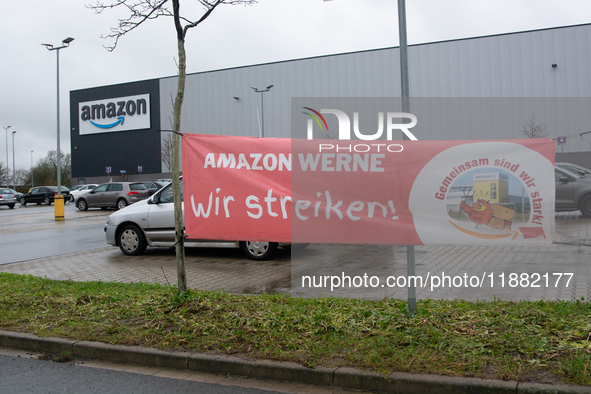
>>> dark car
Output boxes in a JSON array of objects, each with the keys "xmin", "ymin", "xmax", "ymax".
[
  {"xmin": 556, "ymin": 162, "xmax": 591, "ymax": 177},
  {"xmin": 75, "ymin": 182, "xmax": 150, "ymax": 211},
  {"xmin": 141, "ymin": 181, "xmax": 166, "ymax": 195},
  {"xmin": 18, "ymin": 186, "xmax": 70, "ymax": 206},
  {"xmin": 555, "ymin": 167, "xmax": 591, "ymax": 217}
]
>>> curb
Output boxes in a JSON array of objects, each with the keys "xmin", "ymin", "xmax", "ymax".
[{"xmin": 1, "ymin": 330, "xmax": 590, "ymax": 394}]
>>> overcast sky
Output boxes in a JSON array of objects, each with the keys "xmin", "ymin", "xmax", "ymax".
[{"xmin": 1, "ymin": 0, "xmax": 591, "ymax": 180}]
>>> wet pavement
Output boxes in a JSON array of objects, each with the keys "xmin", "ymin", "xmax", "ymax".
[{"xmin": 0, "ymin": 207, "xmax": 589, "ymax": 302}]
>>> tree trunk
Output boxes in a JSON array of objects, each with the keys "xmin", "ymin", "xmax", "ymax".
[{"xmin": 172, "ymin": 35, "xmax": 187, "ymax": 294}]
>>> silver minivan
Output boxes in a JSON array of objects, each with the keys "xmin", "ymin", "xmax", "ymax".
[{"xmin": 104, "ymin": 179, "xmax": 285, "ymax": 260}]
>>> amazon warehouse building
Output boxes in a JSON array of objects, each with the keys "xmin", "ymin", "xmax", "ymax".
[{"xmin": 70, "ymin": 23, "xmax": 591, "ymax": 185}]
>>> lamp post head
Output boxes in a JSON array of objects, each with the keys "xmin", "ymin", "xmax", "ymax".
[
  {"xmin": 42, "ymin": 37, "xmax": 74, "ymax": 51},
  {"xmin": 12, "ymin": 130, "xmax": 16, "ymax": 135},
  {"xmin": 251, "ymin": 85, "xmax": 274, "ymax": 93}
]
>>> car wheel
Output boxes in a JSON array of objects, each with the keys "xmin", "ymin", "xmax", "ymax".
[
  {"xmin": 117, "ymin": 199, "xmax": 128, "ymax": 210},
  {"xmin": 69, "ymin": 195, "xmax": 75, "ymax": 202},
  {"xmin": 118, "ymin": 224, "xmax": 147, "ymax": 256},
  {"xmin": 239, "ymin": 241, "xmax": 278, "ymax": 260},
  {"xmin": 43, "ymin": 197, "xmax": 51, "ymax": 205},
  {"xmin": 19, "ymin": 197, "xmax": 26, "ymax": 206},
  {"xmin": 77, "ymin": 199, "xmax": 88, "ymax": 211},
  {"xmin": 7, "ymin": 203, "xmax": 15, "ymax": 209},
  {"xmin": 579, "ymin": 195, "xmax": 591, "ymax": 218}
]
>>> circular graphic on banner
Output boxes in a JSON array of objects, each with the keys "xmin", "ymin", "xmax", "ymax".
[{"xmin": 408, "ymin": 142, "xmax": 555, "ymax": 245}]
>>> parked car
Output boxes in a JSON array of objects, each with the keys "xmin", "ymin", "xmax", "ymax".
[
  {"xmin": 75, "ymin": 182, "xmax": 150, "ymax": 211},
  {"xmin": 0, "ymin": 188, "xmax": 17, "ymax": 209},
  {"xmin": 19, "ymin": 186, "xmax": 70, "ymax": 206},
  {"xmin": 69, "ymin": 185, "xmax": 85, "ymax": 192},
  {"xmin": 555, "ymin": 167, "xmax": 591, "ymax": 217},
  {"xmin": 556, "ymin": 162, "xmax": 591, "ymax": 177},
  {"xmin": 141, "ymin": 181, "xmax": 166, "ymax": 195},
  {"xmin": 156, "ymin": 178, "xmax": 172, "ymax": 184},
  {"xmin": 104, "ymin": 178, "xmax": 288, "ymax": 260},
  {"xmin": 5, "ymin": 188, "xmax": 23, "ymax": 201},
  {"xmin": 68, "ymin": 184, "xmax": 99, "ymax": 202}
]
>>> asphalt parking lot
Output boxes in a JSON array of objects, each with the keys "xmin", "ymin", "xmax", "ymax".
[{"xmin": 1, "ymin": 205, "xmax": 590, "ymax": 302}]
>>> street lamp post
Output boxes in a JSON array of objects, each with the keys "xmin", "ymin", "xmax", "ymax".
[
  {"xmin": 11, "ymin": 130, "xmax": 16, "ymax": 190},
  {"xmin": 250, "ymin": 85, "xmax": 274, "ymax": 138},
  {"xmin": 31, "ymin": 150, "xmax": 34, "ymax": 188},
  {"xmin": 42, "ymin": 37, "xmax": 74, "ymax": 221},
  {"xmin": 3, "ymin": 125, "xmax": 9, "ymax": 186},
  {"xmin": 395, "ymin": 0, "xmax": 417, "ymax": 314}
]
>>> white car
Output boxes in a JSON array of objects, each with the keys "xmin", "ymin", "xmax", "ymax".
[
  {"xmin": 69, "ymin": 184, "xmax": 98, "ymax": 202},
  {"xmin": 104, "ymin": 179, "xmax": 287, "ymax": 260}
]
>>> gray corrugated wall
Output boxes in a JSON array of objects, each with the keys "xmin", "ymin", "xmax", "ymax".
[{"xmin": 159, "ymin": 24, "xmax": 591, "ymax": 173}]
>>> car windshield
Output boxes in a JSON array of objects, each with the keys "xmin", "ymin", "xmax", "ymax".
[
  {"xmin": 130, "ymin": 183, "xmax": 147, "ymax": 190},
  {"xmin": 0, "ymin": 188, "xmax": 13, "ymax": 194},
  {"xmin": 556, "ymin": 168, "xmax": 581, "ymax": 180},
  {"xmin": 157, "ymin": 180, "xmax": 183, "ymax": 203},
  {"xmin": 557, "ymin": 163, "xmax": 591, "ymax": 176}
]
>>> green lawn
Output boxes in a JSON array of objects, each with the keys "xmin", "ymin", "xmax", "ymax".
[{"xmin": 0, "ymin": 272, "xmax": 589, "ymax": 385}]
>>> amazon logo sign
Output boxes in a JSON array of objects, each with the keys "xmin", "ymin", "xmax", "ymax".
[{"xmin": 78, "ymin": 94, "xmax": 151, "ymax": 135}]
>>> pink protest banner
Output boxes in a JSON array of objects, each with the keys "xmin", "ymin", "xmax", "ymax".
[
  {"xmin": 182, "ymin": 135, "xmax": 292, "ymax": 242},
  {"xmin": 182, "ymin": 134, "xmax": 555, "ymax": 245}
]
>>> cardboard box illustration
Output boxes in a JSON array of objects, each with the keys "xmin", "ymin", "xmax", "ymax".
[
  {"xmin": 492, "ymin": 204, "xmax": 515, "ymax": 221},
  {"xmin": 490, "ymin": 204, "xmax": 515, "ymax": 230}
]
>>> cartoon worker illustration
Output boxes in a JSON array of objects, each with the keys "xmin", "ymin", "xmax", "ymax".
[
  {"xmin": 460, "ymin": 199, "xmax": 492, "ymax": 225},
  {"xmin": 460, "ymin": 199, "xmax": 515, "ymax": 230}
]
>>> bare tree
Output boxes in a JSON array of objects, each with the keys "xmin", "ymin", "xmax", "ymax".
[
  {"xmin": 118, "ymin": 170, "xmax": 134, "ymax": 182},
  {"xmin": 89, "ymin": 0, "xmax": 257, "ymax": 293},
  {"xmin": 14, "ymin": 169, "xmax": 30, "ymax": 189},
  {"xmin": 30, "ymin": 150, "xmax": 72, "ymax": 187},
  {"xmin": 522, "ymin": 115, "xmax": 548, "ymax": 138},
  {"xmin": 0, "ymin": 161, "xmax": 7, "ymax": 187},
  {"xmin": 159, "ymin": 133, "xmax": 174, "ymax": 179}
]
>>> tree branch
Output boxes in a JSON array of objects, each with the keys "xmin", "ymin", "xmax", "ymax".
[{"xmin": 88, "ymin": 0, "xmax": 257, "ymax": 50}]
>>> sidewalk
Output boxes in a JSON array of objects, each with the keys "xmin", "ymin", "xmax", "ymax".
[{"xmin": 1, "ymin": 212, "xmax": 589, "ymax": 302}]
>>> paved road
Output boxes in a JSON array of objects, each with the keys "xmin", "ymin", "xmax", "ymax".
[
  {"xmin": 0, "ymin": 224, "xmax": 107, "ymax": 265},
  {"xmin": 0, "ymin": 348, "xmax": 359, "ymax": 394},
  {"xmin": 0, "ymin": 204, "xmax": 111, "ymax": 265},
  {"xmin": 0, "ymin": 354, "xmax": 280, "ymax": 394}
]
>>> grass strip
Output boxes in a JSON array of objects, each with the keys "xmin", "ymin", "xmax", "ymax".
[{"xmin": 0, "ymin": 272, "xmax": 589, "ymax": 385}]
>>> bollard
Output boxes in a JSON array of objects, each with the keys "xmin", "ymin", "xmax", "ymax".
[{"xmin": 54, "ymin": 194, "xmax": 65, "ymax": 221}]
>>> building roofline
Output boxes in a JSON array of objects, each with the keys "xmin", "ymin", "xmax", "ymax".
[{"xmin": 157, "ymin": 22, "xmax": 591, "ymax": 80}]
